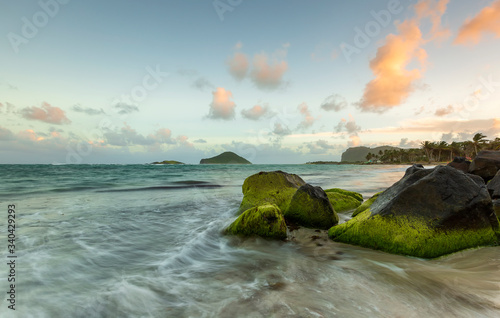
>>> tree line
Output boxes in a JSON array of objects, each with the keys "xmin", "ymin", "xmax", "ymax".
[{"xmin": 366, "ymin": 133, "xmax": 500, "ymax": 164}]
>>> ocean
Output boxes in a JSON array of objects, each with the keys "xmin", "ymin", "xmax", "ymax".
[{"xmin": 0, "ymin": 164, "xmax": 499, "ymax": 318}]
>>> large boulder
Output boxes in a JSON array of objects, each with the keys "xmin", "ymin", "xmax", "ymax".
[
  {"xmin": 225, "ymin": 204, "xmax": 287, "ymax": 240},
  {"xmin": 447, "ymin": 156, "xmax": 471, "ymax": 173},
  {"xmin": 285, "ymin": 184, "xmax": 338, "ymax": 229},
  {"xmin": 469, "ymin": 150, "xmax": 500, "ymax": 182},
  {"xmin": 487, "ymin": 170, "xmax": 500, "ymax": 199},
  {"xmin": 351, "ymin": 192, "xmax": 381, "ymax": 217},
  {"xmin": 238, "ymin": 171, "xmax": 306, "ymax": 213},
  {"xmin": 324, "ymin": 188, "xmax": 363, "ymax": 213},
  {"xmin": 329, "ymin": 165, "xmax": 499, "ymax": 258}
]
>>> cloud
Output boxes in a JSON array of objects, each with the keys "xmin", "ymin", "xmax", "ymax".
[
  {"xmin": 227, "ymin": 52, "xmax": 249, "ymax": 81},
  {"xmin": 304, "ymin": 139, "xmax": 340, "ymax": 155},
  {"xmin": 0, "ymin": 126, "xmax": 15, "ymax": 141},
  {"xmin": 241, "ymin": 104, "xmax": 272, "ymax": 120},
  {"xmin": 176, "ymin": 135, "xmax": 193, "ymax": 148},
  {"xmin": 250, "ymin": 52, "xmax": 288, "ymax": 90},
  {"xmin": 455, "ymin": 0, "xmax": 500, "ymax": 45},
  {"xmin": 207, "ymin": 87, "xmax": 236, "ymax": 120},
  {"xmin": 103, "ymin": 124, "xmax": 176, "ymax": 147},
  {"xmin": 114, "ymin": 103, "xmax": 139, "ymax": 115},
  {"xmin": 358, "ymin": 0, "xmax": 449, "ymax": 112},
  {"xmin": 434, "ymin": 105, "xmax": 454, "ymax": 116},
  {"xmin": 320, "ymin": 94, "xmax": 347, "ymax": 112},
  {"xmin": 399, "ymin": 138, "xmax": 421, "ymax": 148},
  {"xmin": 272, "ymin": 123, "xmax": 291, "ymax": 137},
  {"xmin": 335, "ymin": 115, "xmax": 362, "ymax": 147},
  {"xmin": 297, "ymin": 103, "xmax": 316, "ymax": 129},
  {"xmin": 192, "ymin": 77, "xmax": 215, "ymax": 91},
  {"xmin": 21, "ymin": 102, "xmax": 71, "ymax": 124},
  {"xmin": 193, "ymin": 139, "xmax": 207, "ymax": 143},
  {"xmin": 72, "ymin": 104, "xmax": 105, "ymax": 115}
]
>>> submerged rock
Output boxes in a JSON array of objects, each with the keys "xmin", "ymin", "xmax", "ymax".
[
  {"xmin": 324, "ymin": 188, "xmax": 363, "ymax": 213},
  {"xmin": 285, "ymin": 184, "xmax": 338, "ymax": 229},
  {"xmin": 351, "ymin": 192, "xmax": 381, "ymax": 217},
  {"xmin": 225, "ymin": 204, "xmax": 287, "ymax": 240},
  {"xmin": 238, "ymin": 171, "xmax": 306, "ymax": 213},
  {"xmin": 469, "ymin": 150, "xmax": 500, "ymax": 182},
  {"xmin": 447, "ymin": 156, "xmax": 471, "ymax": 173},
  {"xmin": 329, "ymin": 165, "xmax": 500, "ymax": 258}
]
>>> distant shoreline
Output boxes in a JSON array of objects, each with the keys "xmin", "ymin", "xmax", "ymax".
[{"xmin": 305, "ymin": 161, "xmax": 449, "ymax": 165}]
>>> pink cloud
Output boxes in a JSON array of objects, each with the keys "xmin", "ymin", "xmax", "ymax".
[
  {"xmin": 358, "ymin": 0, "xmax": 449, "ymax": 112},
  {"xmin": 21, "ymin": 102, "xmax": 71, "ymax": 124},
  {"xmin": 434, "ymin": 105, "xmax": 454, "ymax": 116},
  {"xmin": 207, "ymin": 87, "xmax": 236, "ymax": 120},
  {"xmin": 297, "ymin": 103, "xmax": 316, "ymax": 129},
  {"xmin": 227, "ymin": 52, "xmax": 249, "ymax": 81},
  {"xmin": 455, "ymin": 0, "xmax": 500, "ymax": 45},
  {"xmin": 241, "ymin": 104, "xmax": 271, "ymax": 120},
  {"xmin": 250, "ymin": 53, "xmax": 288, "ymax": 90}
]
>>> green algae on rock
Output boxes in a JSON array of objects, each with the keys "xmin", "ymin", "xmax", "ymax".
[
  {"xmin": 324, "ymin": 188, "xmax": 363, "ymax": 213},
  {"xmin": 329, "ymin": 165, "xmax": 500, "ymax": 258},
  {"xmin": 238, "ymin": 171, "xmax": 306, "ymax": 213},
  {"xmin": 351, "ymin": 192, "xmax": 382, "ymax": 217},
  {"xmin": 285, "ymin": 184, "xmax": 339, "ymax": 229},
  {"xmin": 225, "ymin": 204, "xmax": 287, "ymax": 240}
]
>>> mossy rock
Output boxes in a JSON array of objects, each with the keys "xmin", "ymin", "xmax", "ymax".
[
  {"xmin": 351, "ymin": 192, "xmax": 382, "ymax": 217},
  {"xmin": 329, "ymin": 165, "xmax": 500, "ymax": 258},
  {"xmin": 285, "ymin": 184, "xmax": 338, "ymax": 229},
  {"xmin": 225, "ymin": 204, "xmax": 287, "ymax": 240},
  {"xmin": 329, "ymin": 209, "xmax": 499, "ymax": 259},
  {"xmin": 324, "ymin": 189, "xmax": 363, "ymax": 213},
  {"xmin": 324, "ymin": 188, "xmax": 363, "ymax": 202},
  {"xmin": 238, "ymin": 171, "xmax": 306, "ymax": 214}
]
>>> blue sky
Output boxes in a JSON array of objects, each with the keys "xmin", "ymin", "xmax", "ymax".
[{"xmin": 1, "ymin": 0, "xmax": 500, "ymax": 164}]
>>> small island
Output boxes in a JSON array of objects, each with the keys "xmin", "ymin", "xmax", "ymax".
[
  {"xmin": 150, "ymin": 160, "xmax": 185, "ymax": 165},
  {"xmin": 200, "ymin": 151, "xmax": 252, "ymax": 164}
]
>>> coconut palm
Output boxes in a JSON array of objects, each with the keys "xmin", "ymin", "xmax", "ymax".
[{"xmin": 472, "ymin": 133, "xmax": 488, "ymax": 156}]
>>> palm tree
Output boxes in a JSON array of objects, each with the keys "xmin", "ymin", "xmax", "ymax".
[
  {"xmin": 435, "ymin": 141, "xmax": 448, "ymax": 162},
  {"xmin": 448, "ymin": 141, "xmax": 462, "ymax": 160},
  {"xmin": 421, "ymin": 141, "xmax": 433, "ymax": 163},
  {"xmin": 472, "ymin": 133, "xmax": 488, "ymax": 157}
]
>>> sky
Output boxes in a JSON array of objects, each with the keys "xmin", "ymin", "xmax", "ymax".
[{"xmin": 1, "ymin": 0, "xmax": 500, "ymax": 164}]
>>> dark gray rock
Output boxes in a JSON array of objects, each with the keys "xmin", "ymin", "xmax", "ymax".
[
  {"xmin": 469, "ymin": 150, "xmax": 500, "ymax": 182},
  {"xmin": 447, "ymin": 156, "xmax": 471, "ymax": 173},
  {"xmin": 487, "ymin": 170, "xmax": 500, "ymax": 199}
]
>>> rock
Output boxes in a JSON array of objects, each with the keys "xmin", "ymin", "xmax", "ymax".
[
  {"xmin": 487, "ymin": 170, "xmax": 500, "ymax": 199},
  {"xmin": 285, "ymin": 184, "xmax": 338, "ymax": 229},
  {"xmin": 225, "ymin": 204, "xmax": 287, "ymax": 240},
  {"xmin": 324, "ymin": 188, "xmax": 363, "ymax": 213},
  {"xmin": 329, "ymin": 165, "xmax": 499, "ymax": 258},
  {"xmin": 238, "ymin": 171, "xmax": 306, "ymax": 213},
  {"xmin": 469, "ymin": 150, "xmax": 500, "ymax": 182},
  {"xmin": 447, "ymin": 157, "xmax": 471, "ymax": 173},
  {"xmin": 351, "ymin": 192, "xmax": 381, "ymax": 217},
  {"xmin": 493, "ymin": 199, "xmax": 500, "ymax": 218}
]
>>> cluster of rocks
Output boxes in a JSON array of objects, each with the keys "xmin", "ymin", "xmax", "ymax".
[
  {"xmin": 225, "ymin": 171, "xmax": 362, "ymax": 239},
  {"xmin": 225, "ymin": 151, "xmax": 500, "ymax": 259}
]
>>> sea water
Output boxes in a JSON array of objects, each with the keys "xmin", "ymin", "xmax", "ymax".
[{"xmin": 0, "ymin": 164, "xmax": 499, "ymax": 318}]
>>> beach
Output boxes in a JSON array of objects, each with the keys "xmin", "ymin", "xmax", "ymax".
[{"xmin": 0, "ymin": 164, "xmax": 499, "ymax": 317}]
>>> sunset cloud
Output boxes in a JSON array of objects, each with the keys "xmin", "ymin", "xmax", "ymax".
[
  {"xmin": 103, "ymin": 124, "xmax": 177, "ymax": 147},
  {"xmin": 0, "ymin": 126, "xmax": 14, "ymax": 140},
  {"xmin": 250, "ymin": 53, "xmax": 288, "ymax": 90},
  {"xmin": 320, "ymin": 94, "xmax": 347, "ymax": 112},
  {"xmin": 241, "ymin": 104, "xmax": 271, "ymax": 120},
  {"xmin": 207, "ymin": 87, "xmax": 236, "ymax": 120},
  {"xmin": 227, "ymin": 52, "xmax": 249, "ymax": 81},
  {"xmin": 434, "ymin": 105, "xmax": 454, "ymax": 116},
  {"xmin": 335, "ymin": 115, "xmax": 362, "ymax": 146},
  {"xmin": 455, "ymin": 0, "xmax": 500, "ymax": 45},
  {"xmin": 72, "ymin": 104, "xmax": 105, "ymax": 116},
  {"xmin": 21, "ymin": 102, "xmax": 71, "ymax": 124},
  {"xmin": 358, "ymin": 0, "xmax": 449, "ymax": 112},
  {"xmin": 297, "ymin": 103, "xmax": 316, "ymax": 129}
]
